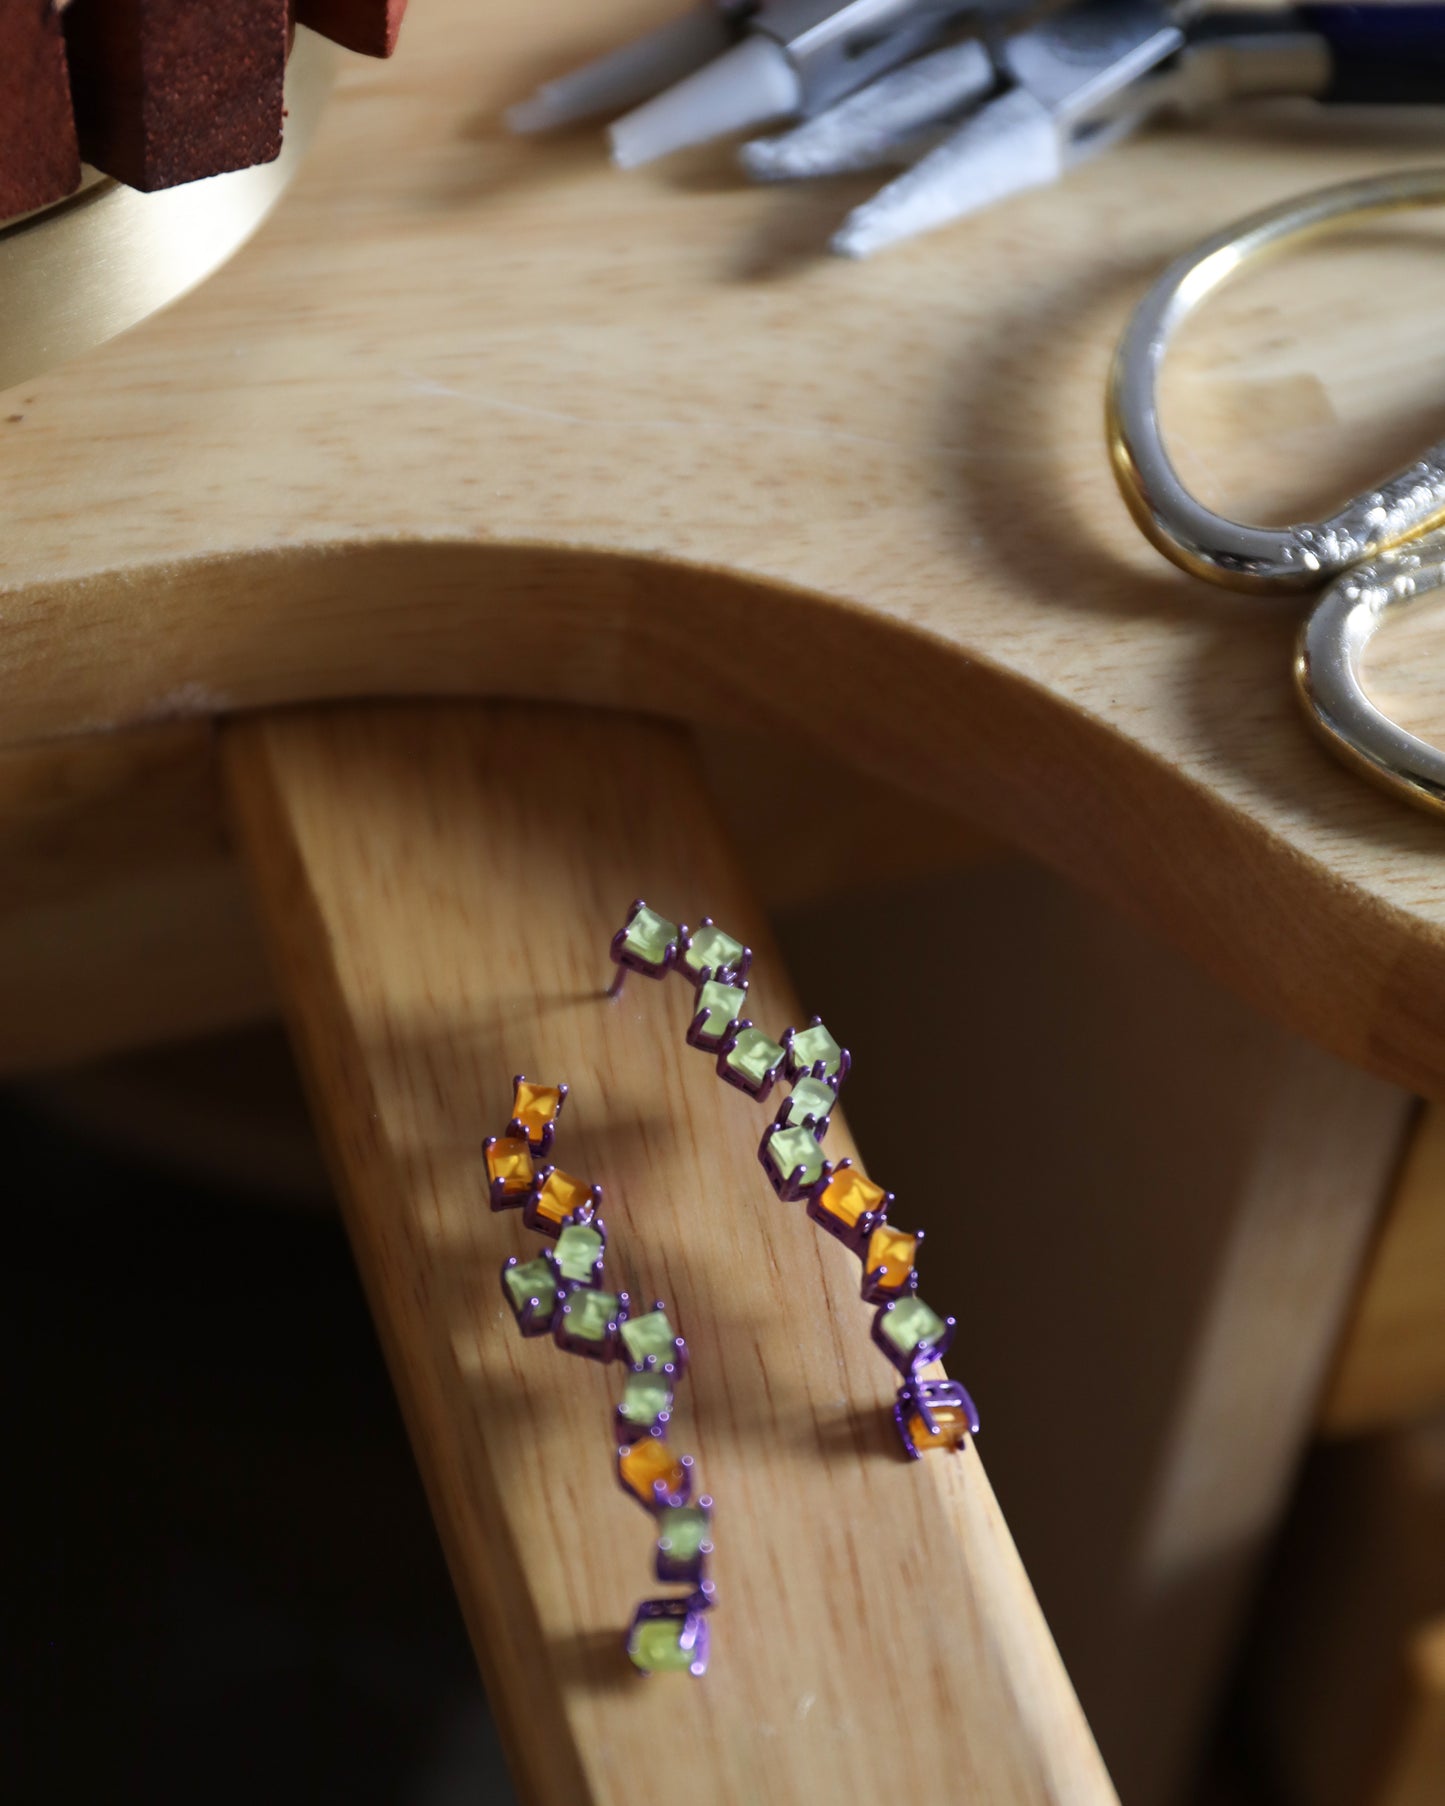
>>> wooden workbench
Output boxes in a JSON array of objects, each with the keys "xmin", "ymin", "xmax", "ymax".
[
  {"xmin": 5, "ymin": 3, "xmax": 1445, "ymax": 1802},
  {"xmin": 3, "ymin": 7, "xmax": 1445, "ymax": 1091}
]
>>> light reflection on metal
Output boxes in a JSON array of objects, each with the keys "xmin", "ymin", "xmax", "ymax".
[{"xmin": 0, "ymin": 30, "xmax": 335, "ymax": 394}]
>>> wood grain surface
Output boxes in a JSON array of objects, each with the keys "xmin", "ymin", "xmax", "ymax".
[
  {"xmin": 6, "ymin": 0, "xmax": 1445, "ymax": 1094},
  {"xmin": 1240, "ymin": 1417, "xmax": 1445, "ymax": 1806},
  {"xmin": 1377, "ymin": 1619, "xmax": 1445, "ymax": 1806},
  {"xmin": 223, "ymin": 702, "xmax": 1117, "ymax": 1806},
  {"xmin": 1323, "ymin": 1100, "xmax": 1445, "ymax": 1436},
  {"xmin": 0, "ymin": 718, "xmax": 273, "ymax": 1073}
]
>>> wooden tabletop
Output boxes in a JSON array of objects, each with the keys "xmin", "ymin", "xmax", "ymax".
[
  {"xmin": 6, "ymin": 0, "xmax": 1445, "ymax": 1093},
  {"xmin": 223, "ymin": 703, "xmax": 1118, "ymax": 1806}
]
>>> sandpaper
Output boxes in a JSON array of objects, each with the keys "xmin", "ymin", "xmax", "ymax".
[
  {"xmin": 64, "ymin": 0, "xmax": 289, "ymax": 192},
  {"xmin": 295, "ymin": 0, "xmax": 406, "ymax": 59},
  {"xmin": 0, "ymin": 0, "xmax": 82, "ymax": 218}
]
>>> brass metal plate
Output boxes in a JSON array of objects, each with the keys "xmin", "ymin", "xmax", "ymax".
[{"xmin": 0, "ymin": 30, "xmax": 335, "ymax": 392}]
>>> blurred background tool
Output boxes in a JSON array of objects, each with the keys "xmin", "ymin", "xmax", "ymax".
[
  {"xmin": 739, "ymin": 34, "xmax": 998, "ymax": 178},
  {"xmin": 831, "ymin": 0, "xmax": 1184, "ymax": 252},
  {"xmin": 509, "ymin": 0, "xmax": 1037, "ymax": 165},
  {"xmin": 509, "ymin": 0, "xmax": 1445, "ymax": 255},
  {"xmin": 833, "ymin": 0, "xmax": 1445, "ymax": 256},
  {"xmin": 507, "ymin": 0, "xmax": 759, "ymax": 133},
  {"xmin": 607, "ymin": 0, "xmax": 1028, "ymax": 168}
]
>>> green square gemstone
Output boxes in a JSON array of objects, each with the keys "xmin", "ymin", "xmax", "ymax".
[
  {"xmin": 629, "ymin": 1617, "xmax": 695, "ymax": 1674},
  {"xmin": 565, "ymin": 1289, "xmax": 620, "ymax": 1342},
  {"xmin": 694, "ymin": 978, "xmax": 746, "ymax": 1043},
  {"xmin": 726, "ymin": 1027, "xmax": 784, "ymax": 1089},
  {"xmin": 780, "ymin": 1077, "xmax": 835, "ymax": 1128},
  {"xmin": 620, "ymin": 1309, "xmax": 679, "ymax": 1367},
  {"xmin": 764, "ymin": 1125, "xmax": 825, "ymax": 1189},
  {"xmin": 684, "ymin": 923, "xmax": 745, "ymax": 978},
  {"xmin": 622, "ymin": 904, "xmax": 678, "ymax": 968},
  {"xmin": 503, "ymin": 1257, "xmax": 556, "ymax": 1315},
  {"xmin": 656, "ymin": 1506, "xmax": 710, "ymax": 1565},
  {"xmin": 881, "ymin": 1294, "xmax": 947, "ymax": 1359},
  {"xmin": 620, "ymin": 1369, "xmax": 673, "ymax": 1427},
  {"xmin": 554, "ymin": 1222, "xmax": 604, "ymax": 1285},
  {"xmin": 791, "ymin": 1021, "xmax": 844, "ymax": 1078}
]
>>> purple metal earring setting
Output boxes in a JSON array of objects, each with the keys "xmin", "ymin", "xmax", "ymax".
[
  {"xmin": 485, "ymin": 895, "xmax": 974, "ymax": 1681},
  {"xmin": 488, "ymin": 1075, "xmax": 714, "ymax": 1678},
  {"xmin": 609, "ymin": 900, "xmax": 977, "ymax": 1461}
]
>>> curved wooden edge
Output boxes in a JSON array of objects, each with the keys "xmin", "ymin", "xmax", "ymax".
[
  {"xmin": 0, "ymin": 695, "xmax": 1000, "ymax": 1078},
  {"xmin": 221, "ymin": 700, "xmax": 1117, "ymax": 1806},
  {"xmin": 8, "ymin": 0, "xmax": 1445, "ymax": 1100},
  {"xmin": 13, "ymin": 537, "xmax": 1445, "ymax": 1099}
]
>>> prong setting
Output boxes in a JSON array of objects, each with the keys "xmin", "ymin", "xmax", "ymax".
[
  {"xmin": 603, "ymin": 898, "xmax": 973, "ymax": 1469},
  {"xmin": 491, "ymin": 1070, "xmax": 711, "ymax": 1674},
  {"xmin": 507, "ymin": 1073, "xmax": 568, "ymax": 1157},
  {"xmin": 894, "ymin": 1379, "xmax": 979, "ymax": 1458}
]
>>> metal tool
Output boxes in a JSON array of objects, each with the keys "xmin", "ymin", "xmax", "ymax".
[
  {"xmin": 509, "ymin": 1, "xmax": 1445, "ymax": 256},
  {"xmin": 826, "ymin": 0, "xmax": 1431, "ymax": 255},
  {"xmin": 834, "ymin": 0, "xmax": 1186, "ymax": 252},
  {"xmin": 841, "ymin": 0, "xmax": 1188, "ymax": 250},
  {"xmin": 608, "ymin": 0, "xmax": 1018, "ymax": 168},
  {"xmin": 759, "ymin": 0, "xmax": 1182, "ymax": 191},
  {"xmin": 758, "ymin": 2, "xmax": 1445, "ymax": 253},
  {"xmin": 507, "ymin": 0, "xmax": 758, "ymax": 134},
  {"xmin": 740, "ymin": 37, "xmax": 998, "ymax": 178},
  {"xmin": 1109, "ymin": 167, "xmax": 1445, "ymax": 814}
]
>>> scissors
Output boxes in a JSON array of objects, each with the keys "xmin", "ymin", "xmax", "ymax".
[{"xmin": 1109, "ymin": 167, "xmax": 1445, "ymax": 814}]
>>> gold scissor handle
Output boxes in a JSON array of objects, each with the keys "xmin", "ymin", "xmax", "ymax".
[
  {"xmin": 1109, "ymin": 167, "xmax": 1445, "ymax": 594},
  {"xmin": 1109, "ymin": 167, "xmax": 1445, "ymax": 811},
  {"xmin": 1297, "ymin": 531, "xmax": 1445, "ymax": 815}
]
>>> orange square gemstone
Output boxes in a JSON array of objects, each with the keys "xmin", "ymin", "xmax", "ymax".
[
  {"xmin": 535, "ymin": 1167, "xmax": 590, "ymax": 1227},
  {"xmin": 865, "ymin": 1224, "xmax": 917, "ymax": 1292},
  {"xmin": 619, "ymin": 1437, "xmax": 687, "ymax": 1506},
  {"xmin": 907, "ymin": 1406, "xmax": 971, "ymax": 1453},
  {"xmin": 513, "ymin": 1080, "xmax": 562, "ymax": 1139},
  {"xmin": 818, "ymin": 1164, "xmax": 885, "ymax": 1230},
  {"xmin": 486, "ymin": 1136, "xmax": 533, "ymax": 1196}
]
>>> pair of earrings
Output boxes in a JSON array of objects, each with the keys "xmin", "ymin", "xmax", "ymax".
[{"xmin": 483, "ymin": 902, "xmax": 979, "ymax": 1682}]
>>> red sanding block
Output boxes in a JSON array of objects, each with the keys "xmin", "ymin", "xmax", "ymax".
[
  {"xmin": 63, "ymin": 0, "xmax": 289, "ymax": 192},
  {"xmin": 294, "ymin": 0, "xmax": 406, "ymax": 59},
  {"xmin": 0, "ymin": 0, "xmax": 82, "ymax": 218}
]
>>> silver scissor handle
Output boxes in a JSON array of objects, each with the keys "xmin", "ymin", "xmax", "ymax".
[
  {"xmin": 1108, "ymin": 168, "xmax": 1445, "ymax": 594},
  {"xmin": 1297, "ymin": 533, "xmax": 1445, "ymax": 815}
]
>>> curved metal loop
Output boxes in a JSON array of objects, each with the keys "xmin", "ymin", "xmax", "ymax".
[
  {"xmin": 1297, "ymin": 529, "xmax": 1445, "ymax": 816},
  {"xmin": 1109, "ymin": 167, "xmax": 1445, "ymax": 594}
]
